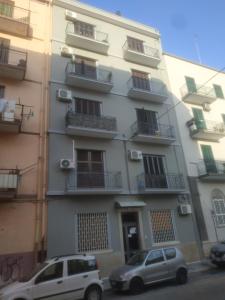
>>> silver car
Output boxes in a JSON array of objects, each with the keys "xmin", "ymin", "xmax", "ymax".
[{"xmin": 109, "ymin": 247, "xmax": 188, "ymax": 294}]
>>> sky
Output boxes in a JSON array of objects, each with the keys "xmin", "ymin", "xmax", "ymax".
[{"xmin": 80, "ymin": 0, "xmax": 225, "ymax": 70}]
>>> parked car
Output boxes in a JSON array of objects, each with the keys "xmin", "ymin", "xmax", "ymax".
[
  {"xmin": 109, "ymin": 247, "xmax": 188, "ymax": 294},
  {"xmin": 0, "ymin": 254, "xmax": 103, "ymax": 300},
  {"xmin": 210, "ymin": 241, "xmax": 225, "ymax": 267}
]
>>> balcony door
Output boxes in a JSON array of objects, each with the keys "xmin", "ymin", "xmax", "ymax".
[
  {"xmin": 185, "ymin": 76, "xmax": 197, "ymax": 93},
  {"xmin": 75, "ymin": 98, "xmax": 101, "ymax": 116},
  {"xmin": 132, "ymin": 70, "xmax": 150, "ymax": 90},
  {"xmin": 74, "ymin": 21, "xmax": 94, "ymax": 39},
  {"xmin": 127, "ymin": 36, "xmax": 144, "ymax": 53},
  {"xmin": 0, "ymin": 38, "xmax": 10, "ymax": 64},
  {"xmin": 77, "ymin": 149, "xmax": 105, "ymax": 188},
  {"xmin": 0, "ymin": 1, "xmax": 13, "ymax": 18},
  {"xmin": 75, "ymin": 56, "xmax": 97, "ymax": 79},
  {"xmin": 143, "ymin": 154, "xmax": 167, "ymax": 188},
  {"xmin": 201, "ymin": 145, "xmax": 217, "ymax": 173},
  {"xmin": 136, "ymin": 109, "xmax": 158, "ymax": 135},
  {"xmin": 192, "ymin": 108, "xmax": 206, "ymax": 129}
]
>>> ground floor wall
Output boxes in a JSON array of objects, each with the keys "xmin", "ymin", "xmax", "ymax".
[{"xmin": 47, "ymin": 194, "xmax": 200, "ymax": 277}]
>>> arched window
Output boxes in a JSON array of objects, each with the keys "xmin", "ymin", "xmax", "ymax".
[{"xmin": 212, "ymin": 189, "xmax": 225, "ymax": 227}]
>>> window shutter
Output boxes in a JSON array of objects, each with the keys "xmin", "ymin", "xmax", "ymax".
[
  {"xmin": 192, "ymin": 108, "xmax": 206, "ymax": 129},
  {"xmin": 213, "ymin": 84, "xmax": 224, "ymax": 99},
  {"xmin": 185, "ymin": 76, "xmax": 197, "ymax": 93}
]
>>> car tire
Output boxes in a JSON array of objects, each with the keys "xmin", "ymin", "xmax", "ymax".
[
  {"xmin": 176, "ymin": 268, "xmax": 188, "ymax": 284},
  {"xmin": 129, "ymin": 277, "xmax": 144, "ymax": 294},
  {"xmin": 85, "ymin": 285, "xmax": 102, "ymax": 300}
]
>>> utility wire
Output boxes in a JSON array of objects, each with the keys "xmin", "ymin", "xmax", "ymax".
[{"xmin": 158, "ymin": 65, "xmax": 225, "ymax": 120}]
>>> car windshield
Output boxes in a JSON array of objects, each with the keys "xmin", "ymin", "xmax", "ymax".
[
  {"xmin": 19, "ymin": 262, "xmax": 49, "ymax": 282},
  {"xmin": 127, "ymin": 251, "xmax": 148, "ymax": 266}
]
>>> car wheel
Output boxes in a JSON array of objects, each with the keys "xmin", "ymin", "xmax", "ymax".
[
  {"xmin": 176, "ymin": 268, "xmax": 188, "ymax": 284},
  {"xmin": 129, "ymin": 277, "xmax": 144, "ymax": 294},
  {"xmin": 85, "ymin": 285, "xmax": 102, "ymax": 300}
]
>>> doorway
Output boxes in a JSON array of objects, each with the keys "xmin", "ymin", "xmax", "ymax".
[{"xmin": 122, "ymin": 212, "xmax": 141, "ymax": 262}]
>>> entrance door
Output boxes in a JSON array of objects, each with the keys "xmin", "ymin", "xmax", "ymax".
[
  {"xmin": 122, "ymin": 212, "xmax": 140, "ymax": 262},
  {"xmin": 201, "ymin": 145, "xmax": 217, "ymax": 173}
]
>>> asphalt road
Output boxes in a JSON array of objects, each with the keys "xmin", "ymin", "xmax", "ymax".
[{"xmin": 104, "ymin": 268, "xmax": 225, "ymax": 300}]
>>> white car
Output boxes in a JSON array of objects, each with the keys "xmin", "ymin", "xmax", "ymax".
[{"xmin": 0, "ymin": 254, "xmax": 103, "ymax": 300}]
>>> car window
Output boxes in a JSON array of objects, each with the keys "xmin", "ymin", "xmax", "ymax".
[
  {"xmin": 145, "ymin": 250, "xmax": 164, "ymax": 265},
  {"xmin": 164, "ymin": 248, "xmax": 176, "ymax": 260},
  {"xmin": 35, "ymin": 262, "xmax": 63, "ymax": 284},
  {"xmin": 68, "ymin": 259, "xmax": 97, "ymax": 275},
  {"xmin": 127, "ymin": 251, "xmax": 148, "ymax": 266}
]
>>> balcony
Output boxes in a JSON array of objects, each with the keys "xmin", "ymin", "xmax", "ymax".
[
  {"xmin": 127, "ymin": 77, "xmax": 168, "ymax": 103},
  {"xmin": 137, "ymin": 173, "xmax": 185, "ymax": 194},
  {"xmin": 130, "ymin": 121, "xmax": 176, "ymax": 145},
  {"xmin": 65, "ymin": 111, "xmax": 118, "ymax": 139},
  {"xmin": 123, "ymin": 41, "xmax": 160, "ymax": 68},
  {"xmin": 197, "ymin": 160, "xmax": 225, "ymax": 182},
  {"xmin": 66, "ymin": 22, "xmax": 109, "ymax": 55},
  {"xmin": 66, "ymin": 171, "xmax": 122, "ymax": 195},
  {"xmin": 0, "ymin": 47, "xmax": 27, "ymax": 80},
  {"xmin": 0, "ymin": 102, "xmax": 22, "ymax": 133},
  {"xmin": 187, "ymin": 119, "xmax": 225, "ymax": 142},
  {"xmin": 0, "ymin": 4, "xmax": 30, "ymax": 37},
  {"xmin": 180, "ymin": 83, "xmax": 217, "ymax": 105},
  {"xmin": 65, "ymin": 63, "xmax": 113, "ymax": 93},
  {"xmin": 0, "ymin": 169, "xmax": 19, "ymax": 199}
]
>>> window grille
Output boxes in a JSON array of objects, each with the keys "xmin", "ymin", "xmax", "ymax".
[
  {"xmin": 150, "ymin": 209, "xmax": 176, "ymax": 243},
  {"xmin": 213, "ymin": 199, "xmax": 225, "ymax": 226},
  {"xmin": 77, "ymin": 212, "xmax": 109, "ymax": 252}
]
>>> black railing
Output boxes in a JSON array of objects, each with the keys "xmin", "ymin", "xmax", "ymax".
[
  {"xmin": 66, "ymin": 111, "xmax": 117, "ymax": 132},
  {"xmin": 197, "ymin": 160, "xmax": 225, "ymax": 176},
  {"xmin": 0, "ymin": 47, "xmax": 27, "ymax": 69},
  {"xmin": 131, "ymin": 121, "xmax": 175, "ymax": 139},
  {"xmin": 137, "ymin": 173, "xmax": 185, "ymax": 190},
  {"xmin": 123, "ymin": 40, "xmax": 160, "ymax": 58},
  {"xmin": 0, "ymin": 3, "xmax": 30, "ymax": 24},
  {"xmin": 187, "ymin": 118, "xmax": 225, "ymax": 135}
]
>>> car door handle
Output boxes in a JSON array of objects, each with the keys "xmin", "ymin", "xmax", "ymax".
[
  {"xmin": 83, "ymin": 275, "xmax": 88, "ymax": 278},
  {"xmin": 57, "ymin": 280, "xmax": 63, "ymax": 284}
]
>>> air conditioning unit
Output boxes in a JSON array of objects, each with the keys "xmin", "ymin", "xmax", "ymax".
[
  {"xmin": 60, "ymin": 159, "xmax": 75, "ymax": 169},
  {"xmin": 202, "ymin": 102, "xmax": 211, "ymax": 112},
  {"xmin": 61, "ymin": 46, "xmax": 74, "ymax": 57},
  {"xmin": 65, "ymin": 10, "xmax": 77, "ymax": 20},
  {"xmin": 128, "ymin": 150, "xmax": 143, "ymax": 161},
  {"xmin": 178, "ymin": 204, "xmax": 192, "ymax": 216},
  {"xmin": 57, "ymin": 89, "xmax": 72, "ymax": 102}
]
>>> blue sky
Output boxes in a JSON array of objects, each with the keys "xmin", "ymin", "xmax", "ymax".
[{"xmin": 81, "ymin": 0, "xmax": 225, "ymax": 70}]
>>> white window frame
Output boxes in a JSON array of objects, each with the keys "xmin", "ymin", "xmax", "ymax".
[{"xmin": 213, "ymin": 198, "xmax": 225, "ymax": 227}]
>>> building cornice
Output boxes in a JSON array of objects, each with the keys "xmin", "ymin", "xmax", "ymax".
[{"xmin": 52, "ymin": 0, "xmax": 160, "ymax": 39}]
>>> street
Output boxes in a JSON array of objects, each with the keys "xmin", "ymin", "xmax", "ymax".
[{"xmin": 104, "ymin": 268, "xmax": 225, "ymax": 300}]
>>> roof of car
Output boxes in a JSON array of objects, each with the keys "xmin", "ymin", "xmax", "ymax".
[{"xmin": 46, "ymin": 254, "xmax": 96, "ymax": 263}]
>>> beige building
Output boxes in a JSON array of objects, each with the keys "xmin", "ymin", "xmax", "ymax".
[
  {"xmin": 165, "ymin": 53, "xmax": 225, "ymax": 255},
  {"xmin": 0, "ymin": 0, "xmax": 51, "ymax": 284}
]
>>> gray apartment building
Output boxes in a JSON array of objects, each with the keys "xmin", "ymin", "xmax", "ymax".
[{"xmin": 47, "ymin": 0, "xmax": 199, "ymax": 276}]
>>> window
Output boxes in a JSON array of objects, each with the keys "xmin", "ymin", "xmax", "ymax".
[
  {"xmin": 0, "ymin": 85, "xmax": 5, "ymax": 98},
  {"xmin": 213, "ymin": 199, "xmax": 225, "ymax": 227},
  {"xmin": 146, "ymin": 250, "xmax": 164, "ymax": 265},
  {"xmin": 77, "ymin": 149, "xmax": 104, "ymax": 188},
  {"xmin": 77, "ymin": 212, "xmax": 109, "ymax": 252},
  {"xmin": 150, "ymin": 209, "xmax": 176, "ymax": 244},
  {"xmin": 74, "ymin": 21, "xmax": 94, "ymax": 39},
  {"xmin": 132, "ymin": 70, "xmax": 150, "ymax": 90},
  {"xmin": 164, "ymin": 248, "xmax": 176, "ymax": 260},
  {"xmin": 185, "ymin": 76, "xmax": 197, "ymax": 93},
  {"xmin": 0, "ymin": 38, "xmax": 10, "ymax": 64},
  {"xmin": 127, "ymin": 36, "xmax": 144, "ymax": 53},
  {"xmin": 213, "ymin": 84, "xmax": 224, "ymax": 99},
  {"xmin": 68, "ymin": 259, "xmax": 97, "ymax": 275},
  {"xmin": 75, "ymin": 56, "xmax": 96, "ymax": 79},
  {"xmin": 143, "ymin": 155, "xmax": 167, "ymax": 188},
  {"xmin": 0, "ymin": 1, "xmax": 13, "ymax": 17},
  {"xmin": 222, "ymin": 114, "xmax": 225, "ymax": 125},
  {"xmin": 136, "ymin": 109, "xmax": 158, "ymax": 135},
  {"xmin": 192, "ymin": 108, "xmax": 206, "ymax": 129},
  {"xmin": 35, "ymin": 262, "xmax": 63, "ymax": 284},
  {"xmin": 75, "ymin": 98, "xmax": 100, "ymax": 116}
]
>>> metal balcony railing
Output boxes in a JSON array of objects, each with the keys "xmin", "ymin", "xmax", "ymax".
[
  {"xmin": 0, "ymin": 169, "xmax": 19, "ymax": 189},
  {"xmin": 180, "ymin": 83, "xmax": 216, "ymax": 99},
  {"xmin": 131, "ymin": 121, "xmax": 175, "ymax": 139},
  {"xmin": 0, "ymin": 47, "xmax": 27, "ymax": 69},
  {"xmin": 66, "ymin": 63, "xmax": 112, "ymax": 83},
  {"xmin": 123, "ymin": 40, "xmax": 160, "ymax": 59},
  {"xmin": 188, "ymin": 119, "xmax": 225, "ymax": 135},
  {"xmin": 137, "ymin": 173, "xmax": 185, "ymax": 190},
  {"xmin": 0, "ymin": 3, "xmax": 30, "ymax": 24},
  {"xmin": 197, "ymin": 160, "xmax": 225, "ymax": 177},
  {"xmin": 66, "ymin": 22, "xmax": 108, "ymax": 43},
  {"xmin": 66, "ymin": 111, "xmax": 117, "ymax": 132},
  {"xmin": 127, "ymin": 77, "xmax": 167, "ymax": 96},
  {"xmin": 66, "ymin": 171, "xmax": 122, "ymax": 192}
]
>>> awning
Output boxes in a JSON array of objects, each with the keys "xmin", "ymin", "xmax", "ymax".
[{"xmin": 115, "ymin": 200, "xmax": 146, "ymax": 208}]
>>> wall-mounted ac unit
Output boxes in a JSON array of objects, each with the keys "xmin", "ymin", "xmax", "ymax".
[
  {"xmin": 61, "ymin": 46, "xmax": 74, "ymax": 57},
  {"xmin": 178, "ymin": 204, "xmax": 192, "ymax": 216},
  {"xmin": 57, "ymin": 89, "xmax": 72, "ymax": 102},
  {"xmin": 60, "ymin": 159, "xmax": 75, "ymax": 169},
  {"xmin": 128, "ymin": 150, "xmax": 143, "ymax": 161},
  {"xmin": 202, "ymin": 102, "xmax": 211, "ymax": 112},
  {"xmin": 65, "ymin": 10, "xmax": 77, "ymax": 21}
]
